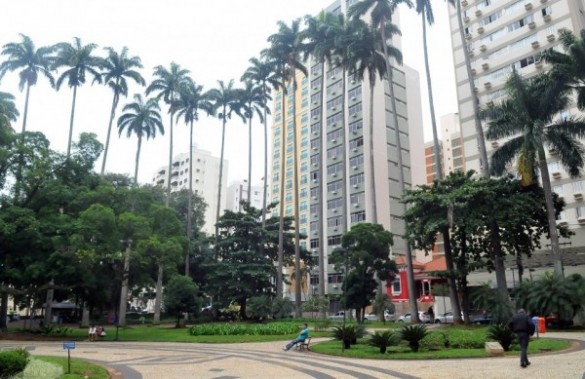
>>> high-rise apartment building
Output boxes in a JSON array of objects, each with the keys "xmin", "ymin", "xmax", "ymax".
[
  {"xmin": 425, "ymin": 113, "xmax": 466, "ymax": 185},
  {"xmin": 449, "ymin": 0, "xmax": 585, "ymax": 276},
  {"xmin": 152, "ymin": 147, "xmax": 228, "ymax": 235},
  {"xmin": 226, "ymin": 180, "xmax": 265, "ymax": 213},
  {"xmin": 271, "ymin": 0, "xmax": 425, "ymax": 297}
]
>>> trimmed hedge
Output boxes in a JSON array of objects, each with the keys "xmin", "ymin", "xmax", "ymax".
[
  {"xmin": 189, "ymin": 322, "xmax": 299, "ymax": 336},
  {"xmin": 0, "ymin": 348, "xmax": 30, "ymax": 379}
]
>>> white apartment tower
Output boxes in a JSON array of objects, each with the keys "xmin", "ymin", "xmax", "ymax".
[
  {"xmin": 152, "ymin": 147, "xmax": 228, "ymax": 236},
  {"xmin": 226, "ymin": 180, "xmax": 265, "ymax": 213},
  {"xmin": 271, "ymin": 0, "xmax": 425, "ymax": 296}
]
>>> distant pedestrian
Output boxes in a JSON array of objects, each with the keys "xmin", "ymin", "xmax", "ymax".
[
  {"xmin": 282, "ymin": 323, "xmax": 309, "ymax": 351},
  {"xmin": 427, "ymin": 306, "xmax": 434, "ymax": 323},
  {"xmin": 508, "ymin": 309, "xmax": 535, "ymax": 368}
]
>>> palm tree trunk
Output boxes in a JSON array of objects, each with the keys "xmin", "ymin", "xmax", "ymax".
[
  {"xmin": 214, "ymin": 109, "xmax": 227, "ymax": 254},
  {"xmin": 368, "ymin": 83, "xmax": 377, "ymax": 223},
  {"xmin": 318, "ymin": 62, "xmax": 326, "ymax": 304},
  {"xmin": 101, "ymin": 90, "xmax": 120, "ymax": 176},
  {"xmin": 261, "ymin": 84, "xmax": 268, "ymax": 230},
  {"xmin": 187, "ymin": 122, "xmax": 194, "ymax": 276},
  {"xmin": 66, "ymin": 86, "xmax": 78, "ymax": 159},
  {"xmin": 134, "ymin": 134, "xmax": 142, "ymax": 185},
  {"xmin": 166, "ymin": 112, "xmax": 174, "ymax": 207},
  {"xmin": 277, "ymin": 83, "xmax": 286, "ymax": 298},
  {"xmin": 538, "ymin": 149, "xmax": 564, "ymax": 277},
  {"xmin": 118, "ymin": 241, "xmax": 132, "ymax": 327},
  {"xmin": 292, "ymin": 80, "xmax": 302, "ymax": 317},
  {"xmin": 422, "ymin": 15, "xmax": 443, "ymax": 180},
  {"xmin": 153, "ymin": 263, "xmax": 163, "ymax": 325},
  {"xmin": 248, "ymin": 114, "xmax": 252, "ymax": 203},
  {"xmin": 380, "ymin": 20, "xmax": 419, "ymax": 323},
  {"xmin": 21, "ymin": 83, "xmax": 31, "ymax": 134},
  {"xmin": 44, "ymin": 280, "xmax": 54, "ymax": 326},
  {"xmin": 455, "ymin": 1, "xmax": 488, "ymax": 177},
  {"xmin": 442, "ymin": 225, "xmax": 463, "ymax": 324},
  {"xmin": 490, "ymin": 222, "xmax": 508, "ymax": 297}
]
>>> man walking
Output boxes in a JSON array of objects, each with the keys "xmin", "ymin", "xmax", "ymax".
[
  {"xmin": 508, "ymin": 309, "xmax": 535, "ymax": 368},
  {"xmin": 283, "ymin": 323, "xmax": 309, "ymax": 351}
]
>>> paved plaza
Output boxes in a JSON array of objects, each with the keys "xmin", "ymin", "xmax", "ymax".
[{"xmin": 1, "ymin": 332, "xmax": 584, "ymax": 379}]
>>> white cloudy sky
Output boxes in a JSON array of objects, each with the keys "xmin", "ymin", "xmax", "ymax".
[{"xmin": 0, "ymin": 0, "xmax": 457, "ymax": 185}]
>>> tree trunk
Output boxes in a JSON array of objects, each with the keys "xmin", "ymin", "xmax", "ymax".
[
  {"xmin": 186, "ymin": 121, "xmax": 194, "ymax": 276},
  {"xmin": 248, "ymin": 114, "xmax": 252, "ymax": 203},
  {"xmin": 455, "ymin": 0, "xmax": 489, "ymax": 176},
  {"xmin": 166, "ymin": 111, "xmax": 174, "ymax": 207},
  {"xmin": 118, "ymin": 241, "xmax": 132, "ymax": 327},
  {"xmin": 101, "ymin": 88, "xmax": 119, "ymax": 175},
  {"xmin": 292, "ymin": 80, "xmax": 302, "ymax": 317},
  {"xmin": 44, "ymin": 280, "xmax": 54, "ymax": 326},
  {"xmin": 134, "ymin": 134, "xmax": 142, "ymax": 184},
  {"xmin": 277, "ymin": 80, "xmax": 286, "ymax": 298},
  {"xmin": 538, "ymin": 148, "xmax": 563, "ymax": 277},
  {"xmin": 317, "ymin": 61, "xmax": 326, "ymax": 312},
  {"xmin": 261, "ymin": 84, "xmax": 268, "ymax": 230},
  {"xmin": 422, "ymin": 15, "xmax": 443, "ymax": 180},
  {"xmin": 21, "ymin": 82, "xmax": 31, "ymax": 134},
  {"xmin": 81, "ymin": 304, "xmax": 90, "ymax": 328},
  {"xmin": 214, "ymin": 108, "xmax": 227, "ymax": 254},
  {"xmin": 442, "ymin": 224, "xmax": 463, "ymax": 324},
  {"xmin": 490, "ymin": 222, "xmax": 508, "ymax": 298},
  {"xmin": 153, "ymin": 264, "xmax": 163, "ymax": 325},
  {"xmin": 0, "ymin": 291, "xmax": 8, "ymax": 330},
  {"xmin": 66, "ymin": 86, "xmax": 78, "ymax": 159},
  {"xmin": 368, "ymin": 81, "xmax": 378, "ymax": 223},
  {"xmin": 380, "ymin": 20, "xmax": 419, "ymax": 323}
]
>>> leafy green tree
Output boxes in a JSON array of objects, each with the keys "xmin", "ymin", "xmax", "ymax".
[
  {"xmin": 146, "ymin": 62, "xmax": 190, "ymax": 205},
  {"xmin": 472, "ymin": 284, "xmax": 512, "ymax": 325},
  {"xmin": 53, "ymin": 37, "xmax": 102, "ymax": 159},
  {"xmin": 372, "ymin": 292, "xmax": 393, "ymax": 323},
  {"xmin": 484, "ymin": 71, "xmax": 585, "ymax": 278},
  {"xmin": 0, "ymin": 91, "xmax": 19, "ymax": 131},
  {"xmin": 0, "ymin": 34, "xmax": 55, "ymax": 133},
  {"xmin": 99, "ymin": 46, "xmax": 145, "ymax": 175},
  {"xmin": 265, "ymin": 19, "xmax": 308, "ymax": 316},
  {"xmin": 208, "ymin": 79, "xmax": 239, "ymax": 249},
  {"xmin": 349, "ymin": 0, "xmax": 420, "ymax": 323},
  {"xmin": 163, "ymin": 274, "xmax": 201, "ymax": 327},
  {"xmin": 117, "ymin": 94, "xmax": 164, "ymax": 184},
  {"xmin": 246, "ymin": 295, "xmax": 273, "ymax": 320}
]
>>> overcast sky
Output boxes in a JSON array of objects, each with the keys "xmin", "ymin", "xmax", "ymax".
[{"xmin": 0, "ymin": 0, "xmax": 457, "ymax": 185}]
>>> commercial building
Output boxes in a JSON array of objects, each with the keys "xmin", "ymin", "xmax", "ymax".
[{"xmin": 152, "ymin": 146, "xmax": 228, "ymax": 236}]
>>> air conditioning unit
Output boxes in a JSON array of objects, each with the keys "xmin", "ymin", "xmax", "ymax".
[
  {"xmin": 547, "ymin": 34, "xmax": 556, "ymax": 42},
  {"xmin": 525, "ymin": 3, "xmax": 533, "ymax": 10},
  {"xmin": 312, "ymin": 163, "xmax": 318, "ymax": 167},
  {"xmin": 557, "ymin": 220, "xmax": 568, "ymax": 226},
  {"xmin": 332, "ymin": 138, "xmax": 337, "ymax": 143},
  {"xmin": 353, "ymin": 166, "xmax": 358, "ymax": 170},
  {"xmin": 313, "ymin": 115, "xmax": 318, "ymax": 120},
  {"xmin": 332, "ymin": 106, "xmax": 337, "ymax": 111},
  {"xmin": 529, "ymin": 21, "xmax": 536, "ymax": 29},
  {"xmin": 491, "ymin": 140, "xmax": 499, "ymax": 148},
  {"xmin": 332, "ymin": 156, "xmax": 337, "ymax": 160},
  {"xmin": 471, "ymin": 68, "xmax": 477, "ymax": 76},
  {"xmin": 574, "ymin": 192, "xmax": 583, "ymax": 200},
  {"xmin": 532, "ymin": 41, "xmax": 540, "ymax": 49},
  {"xmin": 480, "ymin": 45, "xmax": 487, "ymax": 52},
  {"xmin": 578, "ymin": 217, "xmax": 585, "ymax": 224},
  {"xmin": 462, "ymin": 0, "xmax": 468, "ymax": 6},
  {"xmin": 354, "ymin": 203, "xmax": 360, "ymax": 208},
  {"xmin": 333, "ymin": 209, "xmax": 338, "ymax": 213},
  {"xmin": 352, "ymin": 114, "xmax": 358, "ymax": 118},
  {"xmin": 478, "ymin": 27, "xmax": 485, "ymax": 34},
  {"xmin": 353, "ymin": 184, "xmax": 358, "ymax": 188},
  {"xmin": 312, "ymin": 196, "xmax": 318, "ymax": 200},
  {"xmin": 332, "ymin": 173, "xmax": 337, "ymax": 177},
  {"xmin": 464, "ymin": 16, "xmax": 470, "ymax": 23},
  {"xmin": 313, "ymin": 101, "xmax": 318, "ymax": 105},
  {"xmin": 351, "ymin": 96, "xmax": 356, "ymax": 101},
  {"xmin": 544, "ymin": 14, "xmax": 551, "ymax": 22},
  {"xmin": 465, "ymin": 33, "xmax": 472, "ymax": 40},
  {"xmin": 552, "ymin": 171, "xmax": 561, "ymax": 179},
  {"xmin": 332, "ymin": 190, "xmax": 338, "ymax": 195},
  {"xmin": 535, "ymin": 60, "xmax": 543, "ymax": 69},
  {"xmin": 484, "ymin": 82, "xmax": 492, "ymax": 89},
  {"xmin": 475, "ymin": 9, "xmax": 482, "ymax": 17},
  {"xmin": 352, "ymin": 148, "xmax": 358, "ymax": 152},
  {"xmin": 482, "ymin": 62, "xmax": 489, "ymax": 71}
]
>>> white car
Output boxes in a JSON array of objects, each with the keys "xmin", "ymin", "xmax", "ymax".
[
  {"xmin": 398, "ymin": 311, "xmax": 431, "ymax": 323},
  {"xmin": 434, "ymin": 311, "xmax": 454, "ymax": 324},
  {"xmin": 364, "ymin": 311, "xmax": 396, "ymax": 322}
]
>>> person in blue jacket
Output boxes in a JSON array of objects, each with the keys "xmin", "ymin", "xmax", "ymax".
[{"xmin": 283, "ymin": 323, "xmax": 309, "ymax": 351}]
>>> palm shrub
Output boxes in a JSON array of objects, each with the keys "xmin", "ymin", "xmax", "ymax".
[
  {"xmin": 487, "ymin": 323, "xmax": 516, "ymax": 351},
  {"xmin": 272, "ymin": 298, "xmax": 294, "ymax": 319},
  {"xmin": 332, "ymin": 324, "xmax": 367, "ymax": 348},
  {"xmin": 472, "ymin": 284, "xmax": 513, "ymax": 324},
  {"xmin": 0, "ymin": 349, "xmax": 29, "ymax": 379},
  {"xmin": 400, "ymin": 324, "xmax": 429, "ymax": 352},
  {"xmin": 246, "ymin": 295, "xmax": 272, "ymax": 320},
  {"xmin": 368, "ymin": 330, "xmax": 398, "ymax": 354}
]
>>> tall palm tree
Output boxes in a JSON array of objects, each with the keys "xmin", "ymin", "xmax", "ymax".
[
  {"xmin": 301, "ymin": 11, "xmax": 341, "ymax": 302},
  {"xmin": 0, "ymin": 91, "xmax": 19, "ymax": 130},
  {"xmin": 117, "ymin": 94, "xmax": 164, "ymax": 184},
  {"xmin": 53, "ymin": 37, "xmax": 102, "ymax": 159},
  {"xmin": 543, "ymin": 29, "xmax": 585, "ymax": 110},
  {"xmin": 99, "ymin": 46, "xmax": 145, "ymax": 176},
  {"xmin": 415, "ymin": 0, "xmax": 454, "ymax": 180},
  {"xmin": 236, "ymin": 80, "xmax": 266, "ymax": 203},
  {"xmin": 174, "ymin": 79, "xmax": 211, "ymax": 275},
  {"xmin": 484, "ymin": 71, "xmax": 585, "ymax": 278},
  {"xmin": 208, "ymin": 79, "xmax": 239, "ymax": 251},
  {"xmin": 0, "ymin": 34, "xmax": 55, "ymax": 133},
  {"xmin": 241, "ymin": 57, "xmax": 280, "ymax": 227},
  {"xmin": 349, "ymin": 0, "xmax": 422, "ymax": 323},
  {"xmin": 146, "ymin": 62, "xmax": 190, "ymax": 205},
  {"xmin": 265, "ymin": 19, "xmax": 308, "ymax": 315}
]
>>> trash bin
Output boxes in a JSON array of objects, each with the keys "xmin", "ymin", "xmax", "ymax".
[{"xmin": 538, "ymin": 317, "xmax": 546, "ymax": 334}]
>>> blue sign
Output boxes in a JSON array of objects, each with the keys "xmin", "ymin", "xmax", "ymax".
[{"xmin": 63, "ymin": 342, "xmax": 75, "ymax": 350}]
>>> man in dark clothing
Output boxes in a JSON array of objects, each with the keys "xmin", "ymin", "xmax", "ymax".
[{"xmin": 508, "ymin": 309, "xmax": 534, "ymax": 368}]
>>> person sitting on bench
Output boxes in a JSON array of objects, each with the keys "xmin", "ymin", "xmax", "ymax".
[{"xmin": 283, "ymin": 323, "xmax": 309, "ymax": 351}]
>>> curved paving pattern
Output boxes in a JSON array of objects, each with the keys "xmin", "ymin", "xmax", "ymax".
[{"xmin": 1, "ymin": 332, "xmax": 584, "ymax": 378}]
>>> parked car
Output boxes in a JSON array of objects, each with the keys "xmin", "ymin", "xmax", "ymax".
[
  {"xmin": 469, "ymin": 310, "xmax": 491, "ymax": 325},
  {"xmin": 6, "ymin": 313, "xmax": 20, "ymax": 322},
  {"xmin": 328, "ymin": 311, "xmax": 346, "ymax": 320},
  {"xmin": 434, "ymin": 311, "xmax": 455, "ymax": 324},
  {"xmin": 364, "ymin": 311, "xmax": 396, "ymax": 322},
  {"xmin": 398, "ymin": 311, "xmax": 431, "ymax": 323}
]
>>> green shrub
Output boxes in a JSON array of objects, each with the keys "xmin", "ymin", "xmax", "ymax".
[
  {"xmin": 487, "ymin": 324, "xmax": 516, "ymax": 351},
  {"xmin": 331, "ymin": 324, "xmax": 367, "ymax": 348},
  {"xmin": 189, "ymin": 322, "xmax": 299, "ymax": 336},
  {"xmin": 246, "ymin": 296, "xmax": 272, "ymax": 320},
  {"xmin": 272, "ymin": 298, "xmax": 293, "ymax": 319},
  {"xmin": 368, "ymin": 331, "xmax": 398, "ymax": 353},
  {"xmin": 420, "ymin": 331, "xmax": 449, "ymax": 350},
  {"xmin": 314, "ymin": 318, "xmax": 332, "ymax": 331},
  {"xmin": 0, "ymin": 349, "xmax": 29, "ymax": 379},
  {"xmin": 400, "ymin": 324, "xmax": 428, "ymax": 352},
  {"xmin": 447, "ymin": 329, "xmax": 486, "ymax": 349}
]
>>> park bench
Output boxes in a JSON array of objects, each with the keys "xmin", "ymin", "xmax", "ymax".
[{"xmin": 297, "ymin": 337, "xmax": 312, "ymax": 351}]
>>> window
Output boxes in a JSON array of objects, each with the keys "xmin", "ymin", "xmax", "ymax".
[
  {"xmin": 350, "ymin": 192, "xmax": 365, "ymax": 205},
  {"xmin": 310, "ymin": 187, "xmax": 319, "ymax": 198},
  {"xmin": 392, "ymin": 279, "xmax": 401, "ymax": 294},
  {"xmin": 548, "ymin": 162, "xmax": 560, "ymax": 173},
  {"xmin": 327, "ymin": 180, "xmax": 343, "ymax": 193},
  {"xmin": 327, "ymin": 198, "xmax": 343, "ymax": 209},
  {"xmin": 327, "ymin": 66, "xmax": 342, "ymax": 79},
  {"xmin": 311, "ymin": 78, "xmax": 320, "ymax": 88},
  {"xmin": 351, "ymin": 211, "xmax": 366, "ymax": 223},
  {"xmin": 311, "ymin": 107, "xmax": 321, "ymax": 118},
  {"xmin": 310, "ymin": 221, "xmax": 318, "ymax": 232},
  {"xmin": 328, "ymin": 273, "xmax": 344, "ymax": 284},
  {"xmin": 311, "ymin": 138, "xmax": 320, "ymax": 150},
  {"xmin": 311, "ymin": 63, "xmax": 322, "ymax": 76},
  {"xmin": 310, "ymin": 275, "xmax": 319, "ymax": 285},
  {"xmin": 310, "ymin": 239, "xmax": 319, "ymax": 248},
  {"xmin": 328, "ymin": 216, "xmax": 343, "ymax": 227},
  {"xmin": 349, "ymin": 103, "xmax": 362, "ymax": 116},
  {"xmin": 311, "ymin": 93, "xmax": 320, "ymax": 103},
  {"xmin": 311, "ymin": 171, "xmax": 319, "ymax": 180},
  {"xmin": 553, "ymin": 185, "xmax": 563, "ymax": 194},
  {"xmin": 348, "ymin": 86, "xmax": 361, "ymax": 99},
  {"xmin": 327, "ymin": 162, "xmax": 344, "ymax": 175},
  {"xmin": 573, "ymin": 181, "xmax": 583, "ymax": 192},
  {"xmin": 327, "ymin": 129, "xmax": 343, "ymax": 142},
  {"xmin": 576, "ymin": 206, "xmax": 585, "ymax": 218},
  {"xmin": 310, "ymin": 203, "xmax": 319, "ymax": 214},
  {"xmin": 349, "ymin": 137, "xmax": 364, "ymax": 149},
  {"xmin": 326, "ymin": 96, "xmax": 343, "ymax": 110},
  {"xmin": 350, "ymin": 173, "xmax": 365, "ymax": 186},
  {"xmin": 311, "ymin": 123, "xmax": 321, "ymax": 134},
  {"xmin": 310, "ymin": 154, "xmax": 320, "ymax": 166},
  {"xmin": 327, "ymin": 112, "xmax": 343, "ymax": 126},
  {"xmin": 542, "ymin": 6, "xmax": 551, "ymax": 16},
  {"xmin": 327, "ymin": 235, "xmax": 342, "ymax": 246},
  {"xmin": 348, "ymin": 120, "xmax": 363, "ymax": 134},
  {"xmin": 349, "ymin": 155, "xmax": 364, "ymax": 167},
  {"xmin": 327, "ymin": 145, "xmax": 344, "ymax": 159}
]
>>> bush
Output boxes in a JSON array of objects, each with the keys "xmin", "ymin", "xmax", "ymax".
[
  {"xmin": 487, "ymin": 324, "xmax": 516, "ymax": 351},
  {"xmin": 189, "ymin": 322, "xmax": 299, "ymax": 336},
  {"xmin": 420, "ymin": 331, "xmax": 449, "ymax": 350},
  {"xmin": 368, "ymin": 330, "xmax": 398, "ymax": 353},
  {"xmin": 246, "ymin": 296, "xmax": 272, "ymax": 320},
  {"xmin": 0, "ymin": 349, "xmax": 29, "ymax": 379},
  {"xmin": 400, "ymin": 324, "xmax": 428, "ymax": 352},
  {"xmin": 447, "ymin": 329, "xmax": 486, "ymax": 349},
  {"xmin": 331, "ymin": 324, "xmax": 367, "ymax": 348},
  {"xmin": 272, "ymin": 298, "xmax": 293, "ymax": 319}
]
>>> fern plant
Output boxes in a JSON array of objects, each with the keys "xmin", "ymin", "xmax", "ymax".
[
  {"xmin": 487, "ymin": 323, "xmax": 516, "ymax": 351},
  {"xmin": 368, "ymin": 330, "xmax": 397, "ymax": 353},
  {"xmin": 400, "ymin": 324, "xmax": 428, "ymax": 352}
]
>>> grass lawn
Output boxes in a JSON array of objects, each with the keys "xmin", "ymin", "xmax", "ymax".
[
  {"xmin": 34, "ymin": 356, "xmax": 109, "ymax": 379},
  {"xmin": 310, "ymin": 336, "xmax": 571, "ymax": 359}
]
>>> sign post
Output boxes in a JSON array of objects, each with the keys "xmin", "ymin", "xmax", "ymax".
[{"xmin": 63, "ymin": 341, "xmax": 75, "ymax": 374}]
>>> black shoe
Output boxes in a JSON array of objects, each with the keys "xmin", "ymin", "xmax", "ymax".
[
  {"xmin": 526, "ymin": 361, "xmax": 531, "ymax": 366},
  {"xmin": 521, "ymin": 363, "xmax": 527, "ymax": 368}
]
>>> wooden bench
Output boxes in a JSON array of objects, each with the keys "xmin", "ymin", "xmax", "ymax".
[{"xmin": 297, "ymin": 337, "xmax": 311, "ymax": 351}]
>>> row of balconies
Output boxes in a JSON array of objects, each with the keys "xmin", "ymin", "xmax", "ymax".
[{"xmin": 461, "ymin": 0, "xmax": 548, "ymax": 13}]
